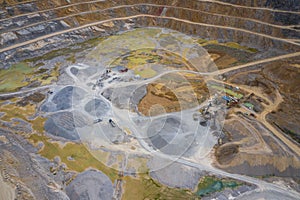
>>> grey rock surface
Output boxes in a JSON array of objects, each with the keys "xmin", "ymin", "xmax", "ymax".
[
  {"xmin": 66, "ymin": 169, "xmax": 113, "ymax": 200},
  {"xmin": 84, "ymin": 98, "xmax": 110, "ymax": 117},
  {"xmin": 41, "ymin": 86, "xmax": 86, "ymax": 112},
  {"xmin": 0, "ymin": 32, "xmax": 17, "ymax": 45},
  {"xmin": 0, "ymin": 128, "xmax": 70, "ymax": 200},
  {"xmin": 44, "ymin": 111, "xmax": 89, "ymax": 141}
]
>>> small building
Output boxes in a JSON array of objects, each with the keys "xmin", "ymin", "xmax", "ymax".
[
  {"xmin": 222, "ymin": 96, "xmax": 231, "ymax": 102},
  {"xmin": 244, "ymin": 102, "xmax": 254, "ymax": 110}
]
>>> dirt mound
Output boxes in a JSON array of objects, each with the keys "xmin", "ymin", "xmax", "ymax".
[
  {"xmin": 215, "ymin": 144, "xmax": 239, "ymax": 165},
  {"xmin": 138, "ymin": 73, "xmax": 209, "ymax": 116}
]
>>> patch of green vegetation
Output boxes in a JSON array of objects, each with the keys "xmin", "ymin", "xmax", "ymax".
[
  {"xmin": 29, "ymin": 134, "xmax": 118, "ymax": 181},
  {"xmin": 111, "ymin": 48, "xmax": 162, "ymax": 70},
  {"xmin": 143, "ymin": 28, "xmax": 162, "ymax": 37},
  {"xmin": 34, "ymin": 62, "xmax": 45, "ymax": 68},
  {"xmin": 34, "ymin": 68, "xmax": 48, "ymax": 74},
  {"xmin": 88, "ymin": 28, "xmax": 173, "ymax": 61},
  {"xmin": 197, "ymin": 38, "xmax": 257, "ymax": 53},
  {"xmin": 0, "ymin": 62, "xmax": 34, "ymax": 92},
  {"xmin": 198, "ymin": 39, "xmax": 219, "ymax": 46},
  {"xmin": 25, "ymin": 37, "xmax": 106, "ymax": 64},
  {"xmin": 0, "ymin": 98, "xmax": 47, "ymax": 134},
  {"xmin": 111, "ymin": 48, "xmax": 194, "ymax": 79},
  {"xmin": 1, "ymin": 97, "xmax": 116, "ymax": 181},
  {"xmin": 38, "ymin": 63, "xmax": 60, "ymax": 85},
  {"xmin": 134, "ymin": 68, "xmax": 157, "ymax": 79},
  {"xmin": 0, "ymin": 36, "xmax": 109, "ymax": 93},
  {"xmin": 122, "ymin": 175, "xmax": 198, "ymax": 200},
  {"xmin": 196, "ymin": 176, "xmax": 240, "ymax": 197},
  {"xmin": 210, "ymin": 85, "xmax": 244, "ymax": 99},
  {"xmin": 66, "ymin": 54, "xmax": 76, "ymax": 64},
  {"xmin": 197, "ymin": 38, "xmax": 208, "ymax": 44},
  {"xmin": 31, "ymin": 117, "xmax": 46, "ymax": 133},
  {"xmin": 224, "ymin": 42, "xmax": 258, "ymax": 53},
  {"xmin": 0, "ymin": 101, "xmax": 36, "ymax": 121},
  {"xmin": 0, "ymin": 61, "xmax": 60, "ymax": 93}
]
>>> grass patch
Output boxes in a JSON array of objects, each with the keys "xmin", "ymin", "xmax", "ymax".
[
  {"xmin": 66, "ymin": 54, "xmax": 76, "ymax": 64},
  {"xmin": 134, "ymin": 68, "xmax": 157, "ymax": 79},
  {"xmin": 210, "ymin": 84, "xmax": 244, "ymax": 99},
  {"xmin": 197, "ymin": 38, "xmax": 257, "ymax": 53},
  {"xmin": 0, "ymin": 99, "xmax": 46, "ymax": 133},
  {"xmin": 0, "ymin": 35, "xmax": 107, "ymax": 93},
  {"xmin": 0, "ymin": 62, "xmax": 34, "ymax": 93},
  {"xmin": 198, "ymin": 39, "xmax": 219, "ymax": 46},
  {"xmin": 31, "ymin": 117, "xmax": 46, "ymax": 133},
  {"xmin": 224, "ymin": 42, "xmax": 258, "ymax": 53},
  {"xmin": 0, "ymin": 99, "xmax": 118, "ymax": 182},
  {"xmin": 29, "ymin": 134, "xmax": 118, "ymax": 181},
  {"xmin": 0, "ymin": 61, "xmax": 60, "ymax": 93},
  {"xmin": 0, "ymin": 102, "xmax": 36, "ymax": 121},
  {"xmin": 122, "ymin": 175, "xmax": 197, "ymax": 200},
  {"xmin": 111, "ymin": 48, "xmax": 194, "ymax": 78},
  {"xmin": 197, "ymin": 38, "xmax": 208, "ymax": 44}
]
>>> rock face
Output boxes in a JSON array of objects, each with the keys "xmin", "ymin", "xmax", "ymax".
[
  {"xmin": 0, "ymin": 32, "xmax": 18, "ymax": 45},
  {"xmin": 265, "ymin": 0, "xmax": 300, "ymax": 11},
  {"xmin": 66, "ymin": 169, "xmax": 114, "ymax": 200},
  {"xmin": 218, "ymin": 0, "xmax": 300, "ymax": 11},
  {"xmin": 0, "ymin": 129, "xmax": 71, "ymax": 200},
  {"xmin": 216, "ymin": 0, "xmax": 300, "ymax": 25},
  {"xmin": 0, "ymin": 0, "xmax": 299, "ymax": 68}
]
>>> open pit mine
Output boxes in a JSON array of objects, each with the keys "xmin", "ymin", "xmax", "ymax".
[{"xmin": 0, "ymin": 0, "xmax": 300, "ymax": 199}]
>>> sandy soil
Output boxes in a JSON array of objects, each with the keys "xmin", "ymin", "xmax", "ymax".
[{"xmin": 138, "ymin": 73, "xmax": 209, "ymax": 116}]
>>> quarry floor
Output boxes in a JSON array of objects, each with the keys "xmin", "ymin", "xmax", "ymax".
[{"xmin": 0, "ymin": 25, "xmax": 300, "ymax": 199}]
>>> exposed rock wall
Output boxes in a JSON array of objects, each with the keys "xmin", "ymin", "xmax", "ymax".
[
  {"xmin": 218, "ymin": 0, "xmax": 300, "ymax": 11},
  {"xmin": 1, "ymin": 15, "xmax": 300, "ymax": 69},
  {"xmin": 2, "ymin": 4, "xmax": 299, "ymax": 49},
  {"xmin": 1, "ymin": 0, "xmax": 299, "ymax": 25},
  {"xmin": 1, "ymin": 0, "xmax": 299, "ymax": 68}
]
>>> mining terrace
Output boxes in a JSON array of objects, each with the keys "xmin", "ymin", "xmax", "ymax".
[{"xmin": 0, "ymin": 0, "xmax": 300, "ymax": 200}]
